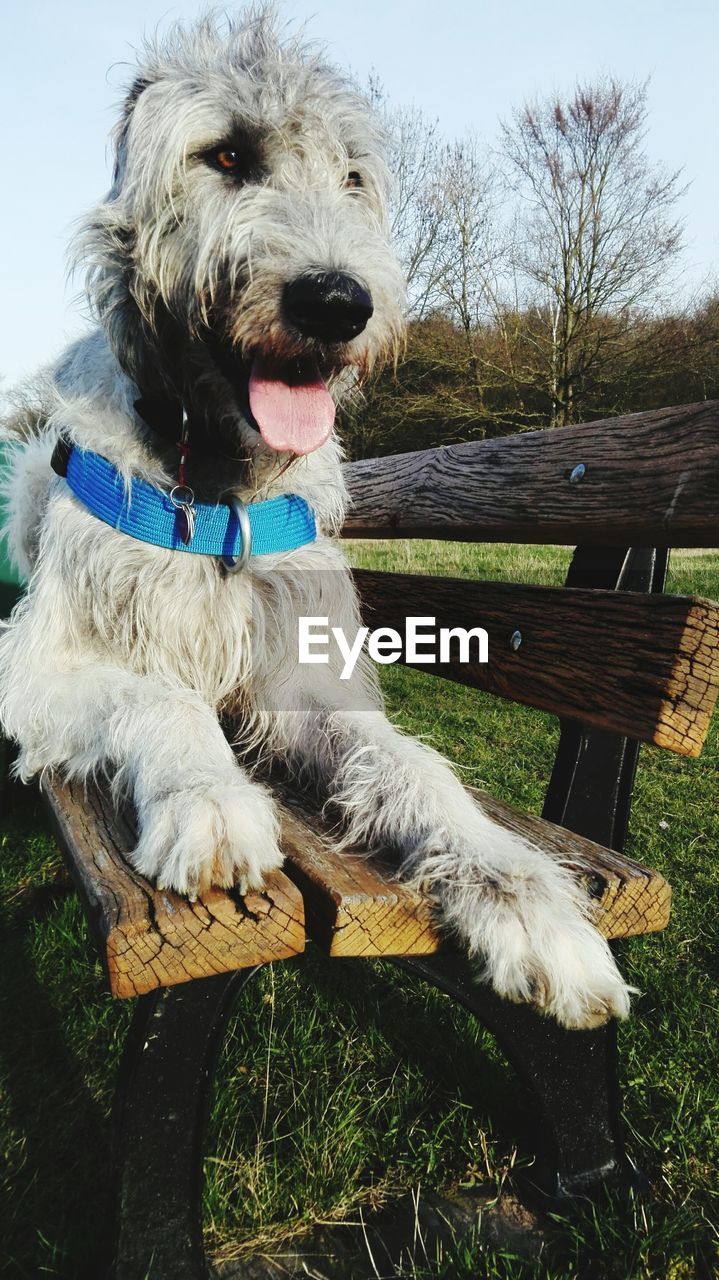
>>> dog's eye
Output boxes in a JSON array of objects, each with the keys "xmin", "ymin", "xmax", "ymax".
[
  {"xmin": 347, "ymin": 171, "xmax": 363, "ymax": 189},
  {"xmin": 214, "ymin": 148, "xmax": 242, "ymax": 172},
  {"xmin": 201, "ymin": 140, "xmax": 265, "ymax": 184}
]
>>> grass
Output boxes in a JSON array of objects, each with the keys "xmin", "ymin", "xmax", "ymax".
[{"xmin": 1, "ymin": 543, "xmax": 718, "ymax": 1278}]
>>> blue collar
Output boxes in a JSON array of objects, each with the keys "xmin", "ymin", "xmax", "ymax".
[{"xmin": 62, "ymin": 445, "xmax": 317, "ymax": 564}]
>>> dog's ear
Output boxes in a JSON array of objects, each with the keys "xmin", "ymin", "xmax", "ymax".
[
  {"xmin": 124, "ymin": 74, "xmax": 151, "ymax": 114},
  {"xmin": 111, "ymin": 75, "xmax": 151, "ymax": 194}
]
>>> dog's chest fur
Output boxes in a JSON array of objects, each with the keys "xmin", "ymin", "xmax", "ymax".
[{"xmin": 42, "ymin": 489, "xmax": 350, "ymax": 709}]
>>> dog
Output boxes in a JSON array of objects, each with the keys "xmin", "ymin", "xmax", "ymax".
[{"xmin": 0, "ymin": 6, "xmax": 631, "ymax": 1029}]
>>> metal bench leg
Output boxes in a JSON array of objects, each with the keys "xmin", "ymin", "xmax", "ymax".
[
  {"xmin": 109, "ymin": 968, "xmax": 260, "ymax": 1280},
  {"xmin": 393, "ymin": 955, "xmax": 635, "ymax": 1204}
]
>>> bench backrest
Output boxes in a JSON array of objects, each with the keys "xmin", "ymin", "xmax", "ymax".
[
  {"xmin": 342, "ymin": 402, "xmax": 719, "ymax": 547},
  {"xmin": 341, "ymin": 401, "xmax": 719, "ymax": 851},
  {"xmin": 341, "ymin": 401, "xmax": 719, "ymax": 762}
]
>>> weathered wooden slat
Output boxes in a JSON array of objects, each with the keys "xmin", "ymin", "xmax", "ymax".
[
  {"xmin": 352, "ymin": 569, "xmax": 719, "ymax": 757},
  {"xmin": 277, "ymin": 785, "xmax": 671, "ymax": 957},
  {"xmin": 40, "ymin": 769, "xmax": 671, "ymax": 985},
  {"xmin": 42, "ymin": 777, "xmax": 305, "ymax": 999},
  {"xmin": 477, "ymin": 790, "xmax": 671, "ymax": 939},
  {"xmin": 342, "ymin": 401, "xmax": 719, "ymax": 546},
  {"xmin": 277, "ymin": 793, "xmax": 439, "ymax": 957}
]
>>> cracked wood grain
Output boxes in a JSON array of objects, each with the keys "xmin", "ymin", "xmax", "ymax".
[
  {"xmin": 276, "ymin": 791, "xmax": 439, "ymax": 958},
  {"xmin": 41, "ymin": 776, "xmax": 305, "ymax": 999},
  {"xmin": 352, "ymin": 572, "xmax": 719, "ymax": 758},
  {"xmin": 275, "ymin": 784, "xmax": 671, "ymax": 956},
  {"xmin": 40, "ymin": 766, "xmax": 670, "ymax": 986},
  {"xmin": 342, "ymin": 401, "xmax": 719, "ymax": 546}
]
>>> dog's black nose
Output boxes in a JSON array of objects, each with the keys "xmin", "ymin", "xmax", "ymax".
[{"xmin": 283, "ymin": 272, "xmax": 373, "ymax": 343}]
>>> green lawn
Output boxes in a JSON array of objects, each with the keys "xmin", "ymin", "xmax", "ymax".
[{"xmin": 1, "ymin": 544, "xmax": 718, "ymax": 1279}]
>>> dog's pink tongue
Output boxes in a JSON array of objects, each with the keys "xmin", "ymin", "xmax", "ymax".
[{"xmin": 248, "ymin": 356, "xmax": 335, "ymax": 455}]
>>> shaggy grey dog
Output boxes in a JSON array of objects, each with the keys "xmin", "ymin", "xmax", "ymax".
[{"xmin": 0, "ymin": 7, "xmax": 631, "ymax": 1028}]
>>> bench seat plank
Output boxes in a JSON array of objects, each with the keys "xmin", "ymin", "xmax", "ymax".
[
  {"xmin": 41, "ymin": 771, "xmax": 671, "ymax": 992},
  {"xmin": 342, "ymin": 401, "xmax": 719, "ymax": 546},
  {"xmin": 275, "ymin": 783, "xmax": 671, "ymax": 956},
  {"xmin": 42, "ymin": 776, "xmax": 306, "ymax": 999},
  {"xmin": 277, "ymin": 794, "xmax": 439, "ymax": 957},
  {"xmin": 353, "ymin": 570, "xmax": 719, "ymax": 757}
]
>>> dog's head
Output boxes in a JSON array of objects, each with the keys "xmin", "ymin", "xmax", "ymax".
[{"xmin": 77, "ymin": 6, "xmax": 406, "ymax": 458}]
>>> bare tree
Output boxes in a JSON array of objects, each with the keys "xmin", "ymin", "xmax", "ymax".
[
  {"xmin": 501, "ymin": 78, "xmax": 685, "ymax": 425},
  {"xmin": 430, "ymin": 136, "xmax": 506, "ymax": 410},
  {"xmin": 377, "ymin": 93, "xmax": 447, "ymax": 318}
]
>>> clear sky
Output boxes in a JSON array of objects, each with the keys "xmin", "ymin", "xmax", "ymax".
[{"xmin": 2, "ymin": 0, "xmax": 717, "ymax": 389}]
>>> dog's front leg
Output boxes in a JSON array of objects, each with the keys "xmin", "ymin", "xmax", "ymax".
[
  {"xmin": 273, "ymin": 698, "xmax": 632, "ymax": 1029},
  {"xmin": 2, "ymin": 660, "xmax": 282, "ymax": 898}
]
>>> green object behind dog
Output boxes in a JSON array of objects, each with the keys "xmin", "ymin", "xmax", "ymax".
[{"xmin": 0, "ymin": 441, "xmax": 22, "ymax": 614}]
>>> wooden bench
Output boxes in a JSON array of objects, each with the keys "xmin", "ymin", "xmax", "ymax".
[{"xmin": 10, "ymin": 399, "xmax": 719, "ymax": 1279}]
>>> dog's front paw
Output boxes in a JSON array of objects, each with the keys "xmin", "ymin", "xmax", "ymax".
[
  {"xmin": 434, "ymin": 842, "xmax": 633, "ymax": 1030},
  {"xmin": 489, "ymin": 912, "xmax": 633, "ymax": 1030},
  {"xmin": 132, "ymin": 779, "xmax": 283, "ymax": 899}
]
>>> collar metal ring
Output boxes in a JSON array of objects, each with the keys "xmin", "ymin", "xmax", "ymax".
[
  {"xmin": 221, "ymin": 495, "xmax": 252, "ymax": 574},
  {"xmin": 169, "ymin": 484, "xmax": 195, "ymax": 508}
]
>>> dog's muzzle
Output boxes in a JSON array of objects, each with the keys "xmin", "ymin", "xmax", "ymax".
[{"xmin": 283, "ymin": 271, "xmax": 373, "ymax": 343}]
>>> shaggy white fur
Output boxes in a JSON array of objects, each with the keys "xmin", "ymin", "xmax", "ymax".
[{"xmin": 0, "ymin": 6, "xmax": 631, "ymax": 1029}]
